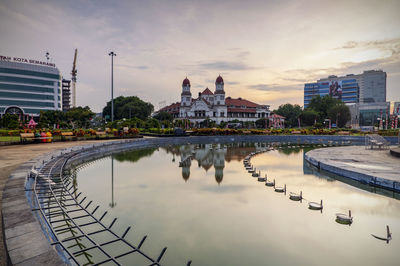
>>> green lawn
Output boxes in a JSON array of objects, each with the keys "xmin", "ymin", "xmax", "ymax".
[{"xmin": 0, "ymin": 136, "xmax": 20, "ymax": 142}]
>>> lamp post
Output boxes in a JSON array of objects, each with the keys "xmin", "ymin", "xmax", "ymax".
[{"xmin": 108, "ymin": 51, "xmax": 116, "ymax": 122}]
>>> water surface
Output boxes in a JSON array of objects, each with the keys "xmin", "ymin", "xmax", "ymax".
[{"xmin": 74, "ymin": 143, "xmax": 400, "ymax": 265}]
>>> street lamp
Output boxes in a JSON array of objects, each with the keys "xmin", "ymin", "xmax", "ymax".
[{"xmin": 108, "ymin": 51, "xmax": 116, "ymax": 122}]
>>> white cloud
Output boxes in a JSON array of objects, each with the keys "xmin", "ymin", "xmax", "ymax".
[{"xmin": 1, "ymin": 0, "xmax": 399, "ymax": 112}]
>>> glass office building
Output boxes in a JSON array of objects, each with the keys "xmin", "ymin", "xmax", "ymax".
[
  {"xmin": 304, "ymin": 78, "xmax": 359, "ymax": 108},
  {"xmin": 0, "ymin": 57, "xmax": 61, "ymax": 120},
  {"xmin": 359, "ymin": 102, "xmax": 390, "ymax": 127},
  {"xmin": 304, "ymin": 70, "xmax": 386, "ymax": 108},
  {"xmin": 304, "ymin": 70, "xmax": 388, "ymax": 127}
]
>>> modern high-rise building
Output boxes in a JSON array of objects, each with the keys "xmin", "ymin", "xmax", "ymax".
[
  {"xmin": 304, "ymin": 70, "xmax": 386, "ymax": 108},
  {"xmin": 304, "ymin": 77, "xmax": 359, "ymax": 108},
  {"xmin": 304, "ymin": 70, "xmax": 388, "ymax": 127},
  {"xmin": 0, "ymin": 55, "xmax": 61, "ymax": 120}
]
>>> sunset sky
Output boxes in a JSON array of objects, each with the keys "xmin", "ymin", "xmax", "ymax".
[{"xmin": 1, "ymin": 0, "xmax": 399, "ymax": 112}]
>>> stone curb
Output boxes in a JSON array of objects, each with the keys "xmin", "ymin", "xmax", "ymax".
[{"xmin": 305, "ymin": 150, "xmax": 400, "ymax": 192}]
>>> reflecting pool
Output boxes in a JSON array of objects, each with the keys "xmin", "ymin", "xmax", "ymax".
[{"xmin": 74, "ymin": 143, "xmax": 400, "ymax": 265}]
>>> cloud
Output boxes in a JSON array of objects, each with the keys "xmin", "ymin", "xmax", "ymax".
[
  {"xmin": 193, "ymin": 84, "xmax": 206, "ymax": 89},
  {"xmin": 197, "ymin": 61, "xmax": 257, "ymax": 71},
  {"xmin": 1, "ymin": 0, "xmax": 399, "ymax": 113},
  {"xmin": 335, "ymin": 38, "xmax": 400, "ymax": 56},
  {"xmin": 249, "ymin": 83, "xmax": 302, "ymax": 92},
  {"xmin": 226, "ymin": 81, "xmax": 240, "ymax": 85},
  {"xmin": 116, "ymin": 64, "xmax": 149, "ymax": 70}
]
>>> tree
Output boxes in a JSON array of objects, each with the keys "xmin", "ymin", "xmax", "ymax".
[
  {"xmin": 300, "ymin": 109, "xmax": 319, "ymax": 127},
  {"xmin": 0, "ymin": 114, "xmax": 19, "ymax": 129},
  {"xmin": 144, "ymin": 118, "xmax": 160, "ymax": 129},
  {"xmin": 255, "ymin": 118, "xmax": 268, "ymax": 129},
  {"xmin": 114, "ymin": 148, "xmax": 157, "ymax": 163},
  {"xmin": 103, "ymin": 96, "xmax": 154, "ymax": 121},
  {"xmin": 39, "ymin": 110, "xmax": 66, "ymax": 128},
  {"xmin": 327, "ymin": 104, "xmax": 350, "ymax": 128},
  {"xmin": 153, "ymin": 111, "xmax": 173, "ymax": 122},
  {"xmin": 306, "ymin": 95, "xmax": 342, "ymax": 122},
  {"xmin": 66, "ymin": 106, "xmax": 95, "ymax": 128},
  {"xmin": 274, "ymin": 104, "xmax": 302, "ymax": 128}
]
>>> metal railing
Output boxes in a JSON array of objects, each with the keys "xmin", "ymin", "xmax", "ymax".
[
  {"xmin": 29, "ymin": 147, "xmax": 192, "ymax": 265},
  {"xmin": 365, "ymin": 134, "xmax": 389, "ymax": 150}
]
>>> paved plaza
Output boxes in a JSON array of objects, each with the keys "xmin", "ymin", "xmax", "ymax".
[{"xmin": 306, "ymin": 145, "xmax": 400, "ymax": 191}]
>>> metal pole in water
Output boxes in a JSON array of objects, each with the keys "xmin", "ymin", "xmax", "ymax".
[{"xmin": 110, "ymin": 156, "xmax": 116, "ymax": 208}]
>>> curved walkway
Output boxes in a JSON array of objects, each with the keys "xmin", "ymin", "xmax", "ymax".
[
  {"xmin": 305, "ymin": 146, "xmax": 400, "ymax": 192},
  {"xmin": 0, "ymin": 139, "xmax": 121, "ymax": 265}
]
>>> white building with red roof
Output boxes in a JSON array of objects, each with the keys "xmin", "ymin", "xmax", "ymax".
[{"xmin": 157, "ymin": 75, "xmax": 275, "ymax": 126}]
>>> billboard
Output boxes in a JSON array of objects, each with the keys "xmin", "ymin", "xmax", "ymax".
[{"xmin": 329, "ymin": 80, "xmax": 342, "ymax": 100}]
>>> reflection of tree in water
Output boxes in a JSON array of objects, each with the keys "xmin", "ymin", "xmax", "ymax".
[
  {"xmin": 113, "ymin": 148, "xmax": 157, "ymax": 163},
  {"xmin": 278, "ymin": 147, "xmax": 302, "ymax": 155}
]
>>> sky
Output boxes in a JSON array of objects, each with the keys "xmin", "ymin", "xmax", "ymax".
[{"xmin": 1, "ymin": 0, "xmax": 399, "ymax": 112}]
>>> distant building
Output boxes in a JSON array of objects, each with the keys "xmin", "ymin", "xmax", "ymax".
[
  {"xmin": 157, "ymin": 75, "xmax": 272, "ymax": 126},
  {"xmin": 393, "ymin": 102, "xmax": 400, "ymax": 115},
  {"xmin": 62, "ymin": 79, "xmax": 71, "ymax": 112},
  {"xmin": 304, "ymin": 70, "xmax": 386, "ymax": 108},
  {"xmin": 0, "ymin": 55, "xmax": 61, "ymax": 120},
  {"xmin": 304, "ymin": 70, "xmax": 388, "ymax": 127},
  {"xmin": 358, "ymin": 102, "xmax": 390, "ymax": 127}
]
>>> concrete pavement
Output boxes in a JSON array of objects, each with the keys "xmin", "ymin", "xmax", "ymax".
[{"xmin": 305, "ymin": 145, "xmax": 400, "ymax": 192}]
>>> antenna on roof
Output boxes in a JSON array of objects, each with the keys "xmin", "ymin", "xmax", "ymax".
[{"xmin": 45, "ymin": 52, "xmax": 50, "ymax": 63}]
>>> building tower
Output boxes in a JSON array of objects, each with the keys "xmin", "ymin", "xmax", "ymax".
[
  {"xmin": 62, "ymin": 79, "xmax": 71, "ymax": 112},
  {"xmin": 214, "ymin": 75, "xmax": 225, "ymax": 105},
  {"xmin": 180, "ymin": 77, "xmax": 192, "ymax": 117}
]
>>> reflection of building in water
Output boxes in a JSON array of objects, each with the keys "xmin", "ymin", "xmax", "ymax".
[
  {"xmin": 179, "ymin": 145, "xmax": 192, "ymax": 181},
  {"xmin": 213, "ymin": 144, "xmax": 226, "ymax": 184},
  {"xmin": 162, "ymin": 143, "xmax": 268, "ymax": 184}
]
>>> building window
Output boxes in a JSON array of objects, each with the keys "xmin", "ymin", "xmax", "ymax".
[
  {"xmin": 213, "ymin": 112, "xmax": 216, "ymax": 117},
  {"xmin": 220, "ymin": 112, "xmax": 224, "ymax": 117}
]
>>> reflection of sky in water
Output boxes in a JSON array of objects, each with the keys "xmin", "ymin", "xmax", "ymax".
[{"xmin": 75, "ymin": 144, "xmax": 400, "ymax": 266}]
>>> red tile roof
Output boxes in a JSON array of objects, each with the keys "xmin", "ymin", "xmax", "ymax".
[
  {"xmin": 201, "ymin": 88, "xmax": 213, "ymax": 95},
  {"xmin": 225, "ymin": 97, "xmax": 259, "ymax": 108},
  {"xmin": 270, "ymin": 113, "xmax": 285, "ymax": 119},
  {"xmin": 160, "ymin": 102, "xmax": 180, "ymax": 113},
  {"xmin": 194, "ymin": 97, "xmax": 211, "ymax": 106}
]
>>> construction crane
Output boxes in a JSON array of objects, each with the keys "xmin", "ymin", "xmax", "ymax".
[{"xmin": 71, "ymin": 49, "xmax": 78, "ymax": 108}]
